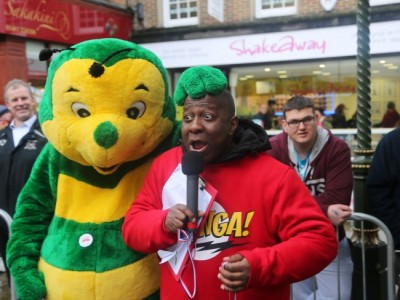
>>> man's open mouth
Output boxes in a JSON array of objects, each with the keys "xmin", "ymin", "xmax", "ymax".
[{"xmin": 191, "ymin": 140, "xmax": 206, "ymax": 150}]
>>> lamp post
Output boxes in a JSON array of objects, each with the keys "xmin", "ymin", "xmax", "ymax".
[{"xmin": 350, "ymin": 1, "xmax": 388, "ymax": 299}]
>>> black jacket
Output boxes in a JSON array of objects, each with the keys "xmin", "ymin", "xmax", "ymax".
[
  {"xmin": 213, "ymin": 118, "xmax": 271, "ymax": 163},
  {"xmin": 0, "ymin": 119, "xmax": 47, "ymax": 216},
  {"xmin": 367, "ymin": 127, "xmax": 400, "ymax": 250}
]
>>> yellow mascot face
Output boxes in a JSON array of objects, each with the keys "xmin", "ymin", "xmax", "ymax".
[{"xmin": 42, "ymin": 57, "xmax": 173, "ymax": 174}]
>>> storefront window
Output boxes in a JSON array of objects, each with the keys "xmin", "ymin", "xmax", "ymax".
[
  {"xmin": 72, "ymin": 6, "xmax": 105, "ymax": 34},
  {"xmin": 255, "ymin": 0, "xmax": 297, "ymax": 18},
  {"xmin": 232, "ymin": 56, "xmax": 400, "ymax": 127},
  {"xmin": 26, "ymin": 40, "xmax": 47, "ymax": 76},
  {"xmin": 370, "ymin": 0, "xmax": 400, "ymax": 6},
  {"xmin": 163, "ymin": 0, "xmax": 198, "ymax": 28}
]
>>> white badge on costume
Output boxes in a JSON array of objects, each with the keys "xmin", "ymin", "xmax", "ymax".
[{"xmin": 79, "ymin": 233, "xmax": 93, "ymax": 247}]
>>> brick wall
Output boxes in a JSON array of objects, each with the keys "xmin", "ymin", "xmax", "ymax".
[
  {"xmin": 133, "ymin": 0, "xmax": 358, "ymax": 30},
  {"xmin": 136, "ymin": 0, "xmax": 158, "ymax": 29},
  {"xmin": 299, "ymin": 0, "xmax": 357, "ymax": 16}
]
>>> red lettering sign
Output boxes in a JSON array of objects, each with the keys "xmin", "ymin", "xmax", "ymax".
[{"xmin": 0, "ymin": 0, "xmax": 132, "ymax": 44}]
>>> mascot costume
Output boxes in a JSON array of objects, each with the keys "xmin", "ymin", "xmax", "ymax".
[{"xmin": 6, "ymin": 38, "xmax": 179, "ymax": 300}]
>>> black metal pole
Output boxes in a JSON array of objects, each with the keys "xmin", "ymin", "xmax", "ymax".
[
  {"xmin": 355, "ymin": 0, "xmax": 372, "ymax": 153},
  {"xmin": 350, "ymin": 1, "xmax": 388, "ymax": 299}
]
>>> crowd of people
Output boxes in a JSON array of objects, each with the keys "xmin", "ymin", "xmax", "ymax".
[
  {"xmin": 0, "ymin": 67, "xmax": 399, "ymax": 300},
  {"xmin": 252, "ymin": 100, "xmax": 400, "ymax": 130},
  {"xmin": 328, "ymin": 101, "xmax": 399, "ymax": 129}
]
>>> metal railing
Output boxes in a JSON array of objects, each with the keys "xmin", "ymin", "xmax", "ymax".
[
  {"xmin": 349, "ymin": 212, "xmax": 396, "ymax": 300},
  {"xmin": 1, "ymin": 210, "xmax": 396, "ymax": 300},
  {"xmin": 0, "ymin": 209, "xmax": 16, "ymax": 300},
  {"xmin": 291, "ymin": 212, "xmax": 396, "ymax": 300}
]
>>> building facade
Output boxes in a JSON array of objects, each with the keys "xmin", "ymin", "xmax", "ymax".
[
  {"xmin": 130, "ymin": 0, "xmax": 400, "ymax": 125},
  {"xmin": 0, "ymin": 0, "xmax": 132, "ymax": 102}
]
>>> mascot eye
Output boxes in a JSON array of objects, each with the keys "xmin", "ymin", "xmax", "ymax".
[
  {"xmin": 72, "ymin": 103, "xmax": 91, "ymax": 118},
  {"xmin": 127, "ymin": 101, "xmax": 146, "ymax": 119}
]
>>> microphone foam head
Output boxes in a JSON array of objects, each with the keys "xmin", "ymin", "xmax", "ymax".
[{"xmin": 182, "ymin": 151, "xmax": 204, "ymax": 175}]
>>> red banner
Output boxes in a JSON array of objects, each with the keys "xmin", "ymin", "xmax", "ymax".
[{"xmin": 0, "ymin": 0, "xmax": 132, "ymax": 44}]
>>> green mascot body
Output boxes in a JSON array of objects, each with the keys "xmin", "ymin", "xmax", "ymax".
[{"xmin": 7, "ymin": 38, "xmax": 178, "ymax": 300}]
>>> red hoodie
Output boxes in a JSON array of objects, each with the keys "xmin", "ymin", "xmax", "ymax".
[{"xmin": 123, "ymin": 146, "xmax": 338, "ymax": 300}]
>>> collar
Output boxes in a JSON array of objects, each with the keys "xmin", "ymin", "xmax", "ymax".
[
  {"xmin": 288, "ymin": 126, "xmax": 330, "ymax": 164},
  {"xmin": 10, "ymin": 115, "xmax": 37, "ymax": 129}
]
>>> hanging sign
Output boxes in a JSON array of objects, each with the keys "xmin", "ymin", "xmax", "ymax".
[{"xmin": 320, "ymin": 0, "xmax": 338, "ymax": 11}]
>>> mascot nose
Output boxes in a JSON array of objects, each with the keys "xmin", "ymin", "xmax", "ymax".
[{"xmin": 93, "ymin": 121, "xmax": 119, "ymax": 149}]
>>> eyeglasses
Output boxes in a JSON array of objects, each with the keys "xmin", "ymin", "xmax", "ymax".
[{"xmin": 285, "ymin": 116, "xmax": 315, "ymax": 128}]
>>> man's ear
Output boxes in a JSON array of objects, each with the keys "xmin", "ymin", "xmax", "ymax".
[
  {"xmin": 229, "ymin": 116, "xmax": 239, "ymax": 135},
  {"xmin": 281, "ymin": 119, "xmax": 289, "ymax": 133},
  {"xmin": 315, "ymin": 112, "xmax": 321, "ymax": 122}
]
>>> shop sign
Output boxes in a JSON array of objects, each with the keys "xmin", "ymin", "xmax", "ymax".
[
  {"xmin": 208, "ymin": 0, "xmax": 224, "ymax": 23},
  {"xmin": 0, "ymin": 0, "xmax": 131, "ymax": 44},
  {"xmin": 320, "ymin": 0, "xmax": 337, "ymax": 11},
  {"xmin": 142, "ymin": 20, "xmax": 400, "ymax": 68}
]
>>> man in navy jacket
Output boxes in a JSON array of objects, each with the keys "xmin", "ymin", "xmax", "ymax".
[
  {"xmin": 0, "ymin": 79, "xmax": 47, "ymax": 282},
  {"xmin": 367, "ymin": 127, "xmax": 400, "ymax": 299}
]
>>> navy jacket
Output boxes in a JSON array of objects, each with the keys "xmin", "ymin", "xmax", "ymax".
[{"xmin": 0, "ymin": 119, "xmax": 47, "ymax": 216}]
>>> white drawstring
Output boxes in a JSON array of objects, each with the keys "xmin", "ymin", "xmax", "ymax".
[
  {"xmin": 175, "ymin": 230, "xmax": 238, "ymax": 300},
  {"xmin": 228, "ymin": 291, "xmax": 237, "ymax": 300},
  {"xmin": 177, "ymin": 229, "xmax": 197, "ymax": 299}
]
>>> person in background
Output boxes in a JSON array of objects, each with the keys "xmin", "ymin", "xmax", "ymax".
[
  {"xmin": 331, "ymin": 103, "xmax": 348, "ymax": 128},
  {"xmin": 347, "ymin": 111, "xmax": 357, "ymax": 128},
  {"xmin": 0, "ymin": 105, "xmax": 13, "ymax": 130},
  {"xmin": 267, "ymin": 95, "xmax": 353, "ymax": 300},
  {"xmin": 122, "ymin": 66, "xmax": 338, "ymax": 300},
  {"xmin": 267, "ymin": 98, "xmax": 278, "ymax": 128},
  {"xmin": 374, "ymin": 101, "xmax": 400, "ymax": 128},
  {"xmin": 251, "ymin": 98, "xmax": 277, "ymax": 130},
  {"xmin": 314, "ymin": 107, "xmax": 332, "ymax": 129},
  {"xmin": 251, "ymin": 102, "xmax": 269, "ymax": 129},
  {"xmin": 0, "ymin": 79, "xmax": 47, "ymax": 283},
  {"xmin": 367, "ymin": 127, "xmax": 400, "ymax": 299}
]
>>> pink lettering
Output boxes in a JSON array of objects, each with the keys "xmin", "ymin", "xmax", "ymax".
[{"xmin": 229, "ymin": 35, "xmax": 326, "ymax": 56}]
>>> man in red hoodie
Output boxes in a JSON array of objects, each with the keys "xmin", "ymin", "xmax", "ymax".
[
  {"xmin": 122, "ymin": 67, "xmax": 338, "ymax": 300},
  {"xmin": 267, "ymin": 95, "xmax": 354, "ymax": 300}
]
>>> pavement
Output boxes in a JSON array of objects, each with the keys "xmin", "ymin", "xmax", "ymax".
[
  {"xmin": 0, "ymin": 258, "xmax": 10, "ymax": 299},
  {"xmin": 0, "ymin": 272, "xmax": 10, "ymax": 300}
]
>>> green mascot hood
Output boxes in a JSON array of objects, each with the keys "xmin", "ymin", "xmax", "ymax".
[{"xmin": 39, "ymin": 38, "xmax": 175, "ymax": 125}]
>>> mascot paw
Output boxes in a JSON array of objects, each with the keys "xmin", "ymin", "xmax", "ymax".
[{"xmin": 14, "ymin": 270, "xmax": 46, "ymax": 300}]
